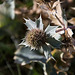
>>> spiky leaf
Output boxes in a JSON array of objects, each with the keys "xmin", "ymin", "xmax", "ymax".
[{"xmin": 14, "ymin": 46, "xmax": 47, "ymax": 65}]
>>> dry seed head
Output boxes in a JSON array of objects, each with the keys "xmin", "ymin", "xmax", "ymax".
[{"xmin": 25, "ymin": 28, "xmax": 46, "ymax": 49}]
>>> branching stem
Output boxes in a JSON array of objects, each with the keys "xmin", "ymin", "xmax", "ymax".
[{"xmin": 56, "ymin": 26, "xmax": 75, "ymax": 33}]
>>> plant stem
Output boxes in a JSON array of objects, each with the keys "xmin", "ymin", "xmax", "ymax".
[
  {"xmin": 17, "ymin": 64, "xmax": 22, "ymax": 75},
  {"xmin": 55, "ymin": 14, "xmax": 65, "ymax": 27},
  {"xmin": 1, "ymin": 52, "xmax": 15, "ymax": 75},
  {"xmin": 43, "ymin": 64, "xmax": 48, "ymax": 75},
  {"xmin": 56, "ymin": 26, "xmax": 75, "ymax": 33}
]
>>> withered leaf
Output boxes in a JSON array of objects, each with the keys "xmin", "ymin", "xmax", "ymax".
[{"xmin": 68, "ymin": 18, "xmax": 75, "ymax": 25}]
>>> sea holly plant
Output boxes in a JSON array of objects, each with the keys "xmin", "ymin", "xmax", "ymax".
[
  {"xmin": 14, "ymin": 0, "xmax": 75, "ymax": 75},
  {"xmin": 14, "ymin": 15, "xmax": 62, "ymax": 75}
]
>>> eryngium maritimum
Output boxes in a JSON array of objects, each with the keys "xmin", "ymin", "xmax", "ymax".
[
  {"xmin": 25, "ymin": 28, "xmax": 46, "ymax": 49},
  {"xmin": 19, "ymin": 15, "xmax": 61, "ymax": 59}
]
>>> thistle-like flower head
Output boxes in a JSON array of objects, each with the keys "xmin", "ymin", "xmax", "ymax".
[
  {"xmin": 25, "ymin": 28, "xmax": 46, "ymax": 49},
  {"xmin": 20, "ymin": 15, "xmax": 61, "ymax": 51}
]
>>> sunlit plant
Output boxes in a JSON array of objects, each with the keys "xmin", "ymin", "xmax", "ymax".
[{"xmin": 14, "ymin": 0, "xmax": 75, "ymax": 75}]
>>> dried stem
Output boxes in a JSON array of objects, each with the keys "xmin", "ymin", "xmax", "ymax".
[
  {"xmin": 56, "ymin": 26, "xmax": 75, "ymax": 33},
  {"xmin": 68, "ymin": 26, "xmax": 75, "ymax": 30},
  {"xmin": 55, "ymin": 14, "xmax": 65, "ymax": 27}
]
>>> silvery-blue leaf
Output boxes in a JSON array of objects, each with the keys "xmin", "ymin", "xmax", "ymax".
[
  {"xmin": 45, "ymin": 25, "xmax": 58, "ymax": 35},
  {"xmin": 0, "ymin": 0, "xmax": 15, "ymax": 19},
  {"xmin": 24, "ymin": 18, "xmax": 36, "ymax": 30},
  {"xmin": 14, "ymin": 46, "xmax": 46, "ymax": 65},
  {"xmin": 42, "ymin": 44, "xmax": 53, "ymax": 59},
  {"xmin": 36, "ymin": 15, "xmax": 43, "ymax": 30},
  {"xmin": 46, "ymin": 37, "xmax": 61, "ymax": 48},
  {"xmin": 45, "ymin": 25, "xmax": 60, "ymax": 40},
  {"xmin": 52, "ymin": 33, "xmax": 61, "ymax": 40}
]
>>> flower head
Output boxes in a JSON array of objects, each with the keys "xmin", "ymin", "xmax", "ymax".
[
  {"xmin": 25, "ymin": 28, "xmax": 46, "ymax": 49},
  {"xmin": 20, "ymin": 15, "xmax": 61, "ymax": 50}
]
